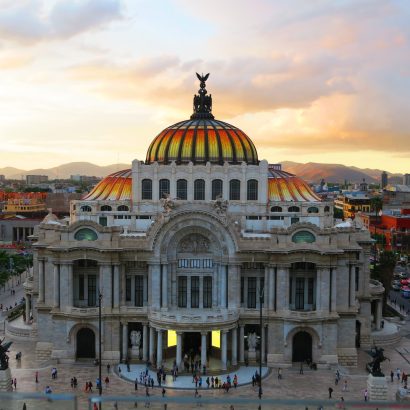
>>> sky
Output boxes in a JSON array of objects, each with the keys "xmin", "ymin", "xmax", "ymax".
[{"xmin": 0, "ymin": 0, "xmax": 409, "ymax": 173}]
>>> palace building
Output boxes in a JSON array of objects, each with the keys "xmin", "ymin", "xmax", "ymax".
[{"xmin": 30, "ymin": 75, "xmax": 382, "ymax": 369}]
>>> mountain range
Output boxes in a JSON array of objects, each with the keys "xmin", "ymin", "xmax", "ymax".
[{"xmin": 0, "ymin": 161, "xmax": 404, "ymax": 184}]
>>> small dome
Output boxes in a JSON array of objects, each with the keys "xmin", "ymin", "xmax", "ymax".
[
  {"xmin": 41, "ymin": 209, "xmax": 61, "ymax": 225},
  {"xmin": 83, "ymin": 169, "xmax": 132, "ymax": 201},
  {"xmin": 145, "ymin": 119, "xmax": 258, "ymax": 165},
  {"xmin": 268, "ymin": 169, "xmax": 320, "ymax": 202}
]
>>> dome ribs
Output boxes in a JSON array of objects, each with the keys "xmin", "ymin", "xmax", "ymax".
[
  {"xmin": 216, "ymin": 120, "xmax": 237, "ymax": 163},
  {"xmin": 163, "ymin": 121, "xmax": 188, "ymax": 164},
  {"xmin": 175, "ymin": 120, "xmax": 195, "ymax": 164},
  {"xmin": 190, "ymin": 120, "xmax": 201, "ymax": 164},
  {"xmin": 208, "ymin": 120, "xmax": 225, "ymax": 164}
]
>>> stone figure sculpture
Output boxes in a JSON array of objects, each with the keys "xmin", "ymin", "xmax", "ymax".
[
  {"xmin": 0, "ymin": 338, "xmax": 12, "ymax": 370},
  {"xmin": 367, "ymin": 346, "xmax": 389, "ymax": 377},
  {"xmin": 160, "ymin": 193, "xmax": 176, "ymax": 214},
  {"xmin": 212, "ymin": 195, "xmax": 228, "ymax": 215},
  {"xmin": 248, "ymin": 332, "xmax": 257, "ymax": 351},
  {"xmin": 130, "ymin": 330, "xmax": 141, "ymax": 349}
]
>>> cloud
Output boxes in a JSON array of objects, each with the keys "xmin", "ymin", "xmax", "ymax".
[{"xmin": 0, "ymin": 0, "xmax": 122, "ymax": 44}]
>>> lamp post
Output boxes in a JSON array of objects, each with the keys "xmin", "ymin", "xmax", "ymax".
[
  {"xmin": 98, "ymin": 291, "xmax": 103, "ymax": 410},
  {"xmin": 258, "ymin": 286, "xmax": 264, "ymax": 401}
]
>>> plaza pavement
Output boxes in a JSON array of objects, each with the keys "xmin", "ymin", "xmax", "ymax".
[{"xmin": 3, "ymin": 320, "xmax": 410, "ymax": 410}]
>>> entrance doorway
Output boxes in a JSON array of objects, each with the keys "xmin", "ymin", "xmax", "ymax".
[
  {"xmin": 76, "ymin": 328, "xmax": 96, "ymax": 358},
  {"xmin": 183, "ymin": 332, "xmax": 201, "ymax": 360},
  {"xmin": 355, "ymin": 320, "xmax": 361, "ymax": 348},
  {"xmin": 292, "ymin": 331, "xmax": 312, "ymax": 362}
]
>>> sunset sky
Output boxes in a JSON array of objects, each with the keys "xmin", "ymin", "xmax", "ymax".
[{"xmin": 0, "ymin": 0, "xmax": 409, "ymax": 173}]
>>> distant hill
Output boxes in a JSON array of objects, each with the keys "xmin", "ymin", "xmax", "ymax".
[
  {"xmin": 0, "ymin": 162, "xmax": 130, "ymax": 180},
  {"xmin": 0, "ymin": 161, "xmax": 404, "ymax": 184},
  {"xmin": 280, "ymin": 161, "xmax": 403, "ymax": 184}
]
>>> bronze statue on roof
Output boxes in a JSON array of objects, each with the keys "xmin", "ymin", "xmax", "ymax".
[{"xmin": 191, "ymin": 73, "xmax": 214, "ymax": 119}]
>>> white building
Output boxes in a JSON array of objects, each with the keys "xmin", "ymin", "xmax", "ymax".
[{"xmin": 29, "ymin": 75, "xmax": 382, "ymax": 369}]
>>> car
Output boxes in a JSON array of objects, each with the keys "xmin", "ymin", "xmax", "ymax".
[
  {"xmin": 392, "ymin": 283, "xmax": 401, "ymax": 291},
  {"xmin": 399, "ymin": 272, "xmax": 409, "ymax": 279}
]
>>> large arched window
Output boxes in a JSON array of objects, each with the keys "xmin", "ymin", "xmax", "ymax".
[
  {"xmin": 159, "ymin": 179, "xmax": 170, "ymax": 199},
  {"xmin": 176, "ymin": 179, "xmax": 187, "ymax": 200},
  {"xmin": 74, "ymin": 228, "xmax": 98, "ymax": 241},
  {"xmin": 288, "ymin": 206, "xmax": 300, "ymax": 212},
  {"xmin": 141, "ymin": 179, "xmax": 152, "ymax": 200},
  {"xmin": 194, "ymin": 179, "xmax": 205, "ymax": 200},
  {"xmin": 80, "ymin": 205, "xmax": 92, "ymax": 212},
  {"xmin": 247, "ymin": 179, "xmax": 258, "ymax": 201},
  {"xmin": 229, "ymin": 179, "xmax": 241, "ymax": 200},
  {"xmin": 117, "ymin": 205, "xmax": 129, "ymax": 211},
  {"xmin": 271, "ymin": 206, "xmax": 282, "ymax": 212},
  {"xmin": 307, "ymin": 206, "xmax": 319, "ymax": 214},
  {"xmin": 100, "ymin": 205, "xmax": 112, "ymax": 212},
  {"xmin": 292, "ymin": 230, "xmax": 316, "ymax": 243},
  {"xmin": 212, "ymin": 179, "xmax": 223, "ymax": 200}
]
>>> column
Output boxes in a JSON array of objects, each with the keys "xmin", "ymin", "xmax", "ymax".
[
  {"xmin": 320, "ymin": 268, "xmax": 330, "ymax": 312},
  {"xmin": 59, "ymin": 264, "xmax": 68, "ymax": 309},
  {"xmin": 264, "ymin": 265, "xmax": 269, "ymax": 308},
  {"xmin": 228, "ymin": 265, "xmax": 239, "ymax": 309},
  {"xmin": 149, "ymin": 263, "xmax": 161, "ymax": 309},
  {"xmin": 176, "ymin": 332, "xmax": 183, "ymax": 369},
  {"xmin": 316, "ymin": 268, "xmax": 321, "ymax": 311},
  {"xmin": 201, "ymin": 332, "xmax": 207, "ymax": 368},
  {"xmin": 349, "ymin": 266, "xmax": 356, "ymax": 308},
  {"xmin": 142, "ymin": 324, "xmax": 148, "ymax": 361},
  {"xmin": 25, "ymin": 294, "xmax": 30, "ymax": 323},
  {"xmin": 221, "ymin": 331, "xmax": 227, "ymax": 370},
  {"xmin": 122, "ymin": 322, "xmax": 128, "ymax": 362},
  {"xmin": 239, "ymin": 325, "xmax": 245, "ymax": 362},
  {"xmin": 260, "ymin": 326, "xmax": 266, "ymax": 364},
  {"xmin": 38, "ymin": 259, "xmax": 44, "ymax": 303},
  {"xmin": 331, "ymin": 267, "xmax": 337, "ymax": 312},
  {"xmin": 113, "ymin": 264, "xmax": 120, "ymax": 309},
  {"xmin": 376, "ymin": 300, "xmax": 383, "ymax": 330},
  {"xmin": 231, "ymin": 327, "xmax": 238, "ymax": 366},
  {"xmin": 100, "ymin": 264, "xmax": 112, "ymax": 309},
  {"xmin": 120, "ymin": 265, "xmax": 126, "ymax": 306},
  {"xmin": 157, "ymin": 329, "xmax": 163, "ymax": 367},
  {"xmin": 53, "ymin": 263, "xmax": 59, "ymax": 308},
  {"xmin": 161, "ymin": 264, "xmax": 168, "ymax": 308},
  {"xmin": 67, "ymin": 263, "xmax": 73, "ymax": 307},
  {"xmin": 149, "ymin": 326, "xmax": 155, "ymax": 363},
  {"xmin": 268, "ymin": 266, "xmax": 275, "ymax": 310},
  {"xmin": 220, "ymin": 265, "xmax": 226, "ymax": 308},
  {"xmin": 277, "ymin": 266, "xmax": 289, "ymax": 310}
]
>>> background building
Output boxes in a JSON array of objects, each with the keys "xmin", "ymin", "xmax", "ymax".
[
  {"xmin": 26, "ymin": 175, "xmax": 48, "ymax": 185},
  {"xmin": 381, "ymin": 171, "xmax": 388, "ymax": 189}
]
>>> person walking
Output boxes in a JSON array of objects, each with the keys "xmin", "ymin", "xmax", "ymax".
[
  {"xmin": 328, "ymin": 387, "xmax": 333, "ymax": 399},
  {"xmin": 397, "ymin": 367, "xmax": 401, "ymax": 381},
  {"xmin": 342, "ymin": 380, "xmax": 348, "ymax": 392},
  {"xmin": 364, "ymin": 389, "xmax": 368, "ymax": 401},
  {"xmin": 391, "ymin": 370, "xmax": 394, "ymax": 382},
  {"xmin": 278, "ymin": 368, "xmax": 282, "ymax": 380},
  {"xmin": 300, "ymin": 362, "xmax": 304, "ymax": 375},
  {"xmin": 35, "ymin": 371, "xmax": 39, "ymax": 383},
  {"xmin": 135, "ymin": 378, "xmax": 138, "ymax": 391},
  {"xmin": 162, "ymin": 387, "xmax": 166, "ymax": 397}
]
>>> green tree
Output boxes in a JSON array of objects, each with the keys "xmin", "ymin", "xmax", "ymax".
[{"xmin": 372, "ymin": 250, "xmax": 396, "ymax": 313}]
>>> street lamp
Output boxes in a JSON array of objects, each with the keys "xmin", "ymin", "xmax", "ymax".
[
  {"xmin": 98, "ymin": 291, "xmax": 103, "ymax": 410},
  {"xmin": 258, "ymin": 286, "xmax": 264, "ymax": 401}
]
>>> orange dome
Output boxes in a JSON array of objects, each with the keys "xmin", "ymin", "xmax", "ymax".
[
  {"xmin": 145, "ymin": 119, "xmax": 258, "ymax": 165},
  {"xmin": 83, "ymin": 169, "xmax": 131, "ymax": 201},
  {"xmin": 268, "ymin": 168, "xmax": 320, "ymax": 202}
]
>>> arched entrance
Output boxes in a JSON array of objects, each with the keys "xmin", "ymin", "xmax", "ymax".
[
  {"xmin": 292, "ymin": 331, "xmax": 312, "ymax": 362},
  {"xmin": 76, "ymin": 328, "xmax": 96, "ymax": 358}
]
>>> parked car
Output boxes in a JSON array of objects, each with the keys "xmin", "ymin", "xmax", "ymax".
[{"xmin": 392, "ymin": 282, "xmax": 401, "ymax": 291}]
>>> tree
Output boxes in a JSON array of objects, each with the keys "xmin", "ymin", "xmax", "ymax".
[{"xmin": 372, "ymin": 250, "xmax": 396, "ymax": 313}]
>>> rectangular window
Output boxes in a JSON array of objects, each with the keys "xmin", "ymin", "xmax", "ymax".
[
  {"xmin": 355, "ymin": 267, "xmax": 360, "ymax": 292},
  {"xmin": 79, "ymin": 275, "xmax": 84, "ymax": 300},
  {"xmin": 240, "ymin": 276, "xmax": 244, "ymax": 304},
  {"xmin": 295, "ymin": 277, "xmax": 304, "ymax": 310},
  {"xmin": 212, "ymin": 179, "xmax": 223, "ymax": 200},
  {"xmin": 178, "ymin": 276, "xmax": 187, "ymax": 308},
  {"xmin": 99, "ymin": 216, "xmax": 107, "ymax": 227},
  {"xmin": 176, "ymin": 179, "xmax": 188, "ymax": 200},
  {"xmin": 247, "ymin": 277, "xmax": 256, "ymax": 308},
  {"xmin": 126, "ymin": 276, "xmax": 131, "ymax": 301},
  {"xmin": 291, "ymin": 217, "xmax": 300, "ymax": 224},
  {"xmin": 191, "ymin": 276, "xmax": 199, "ymax": 308},
  {"xmin": 260, "ymin": 277, "xmax": 265, "ymax": 304},
  {"xmin": 159, "ymin": 179, "xmax": 170, "ymax": 199},
  {"xmin": 203, "ymin": 259, "xmax": 213, "ymax": 268},
  {"xmin": 135, "ymin": 275, "xmax": 143, "ymax": 307},
  {"xmin": 88, "ymin": 275, "xmax": 96, "ymax": 307},
  {"xmin": 194, "ymin": 179, "xmax": 205, "ymax": 200},
  {"xmin": 308, "ymin": 277, "xmax": 314, "ymax": 305},
  {"xmin": 203, "ymin": 276, "xmax": 212, "ymax": 308}
]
